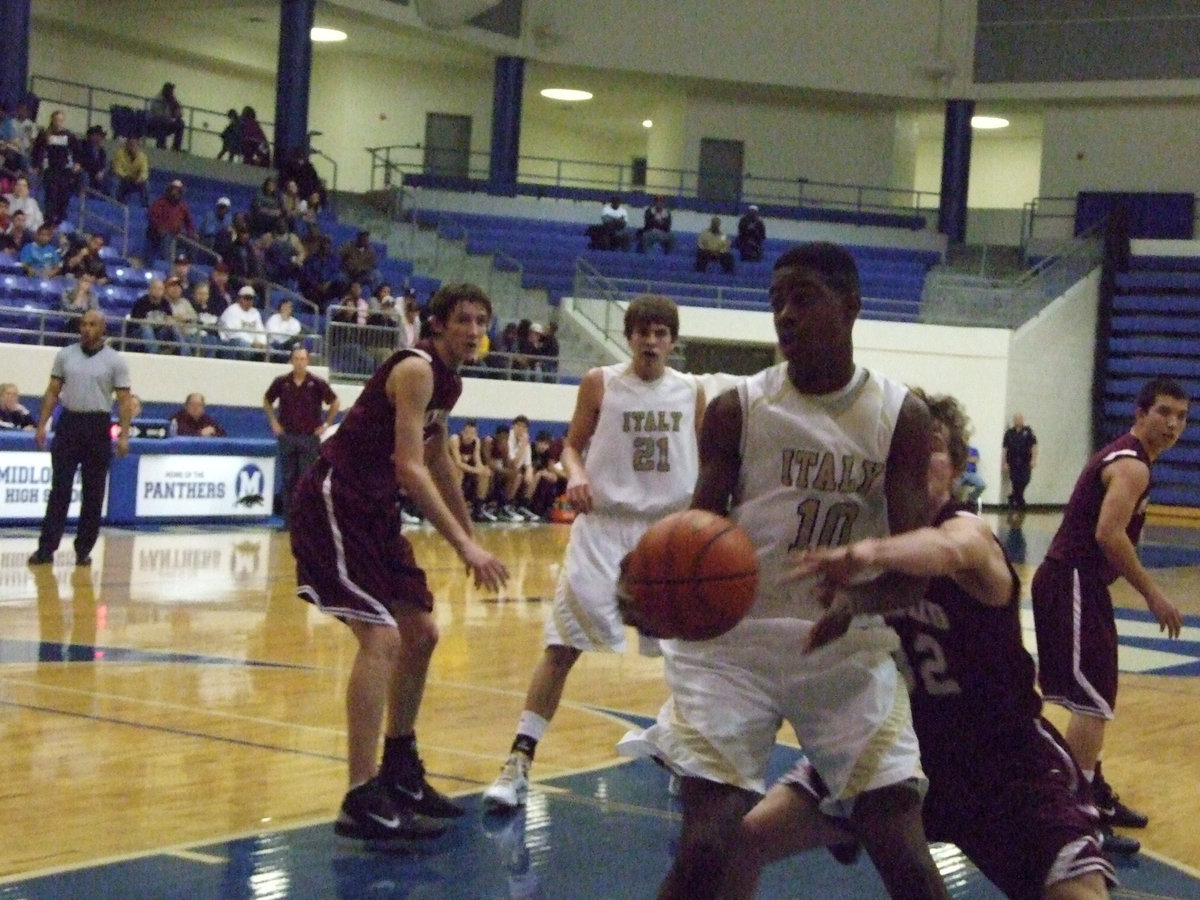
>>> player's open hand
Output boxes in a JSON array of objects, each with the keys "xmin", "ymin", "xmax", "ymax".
[
  {"xmin": 804, "ymin": 590, "xmax": 854, "ymax": 653},
  {"xmin": 1147, "ymin": 591, "xmax": 1183, "ymax": 639},
  {"xmin": 786, "ymin": 546, "xmax": 855, "ymax": 586},
  {"xmin": 462, "ymin": 543, "xmax": 508, "ymax": 592}
]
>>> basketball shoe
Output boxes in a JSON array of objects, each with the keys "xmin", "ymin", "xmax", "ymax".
[
  {"xmin": 334, "ymin": 778, "xmax": 447, "ymax": 841},
  {"xmin": 1100, "ymin": 825, "xmax": 1140, "ymax": 857},
  {"xmin": 483, "ymin": 752, "xmax": 531, "ymax": 809},
  {"xmin": 1093, "ymin": 765, "xmax": 1148, "ymax": 829},
  {"xmin": 382, "ymin": 750, "xmax": 466, "ymax": 819}
]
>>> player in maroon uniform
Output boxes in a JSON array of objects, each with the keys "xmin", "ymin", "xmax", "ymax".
[
  {"xmin": 1032, "ymin": 376, "xmax": 1187, "ymax": 854},
  {"xmin": 290, "ymin": 282, "xmax": 509, "ymax": 843},
  {"xmin": 739, "ymin": 390, "xmax": 1115, "ymax": 900}
]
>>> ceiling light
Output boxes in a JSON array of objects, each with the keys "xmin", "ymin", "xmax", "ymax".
[
  {"xmin": 540, "ymin": 88, "xmax": 592, "ymax": 102},
  {"xmin": 971, "ymin": 116, "xmax": 1009, "ymax": 130},
  {"xmin": 642, "ymin": 119, "xmax": 653, "ymax": 128},
  {"xmin": 310, "ymin": 27, "xmax": 347, "ymax": 42}
]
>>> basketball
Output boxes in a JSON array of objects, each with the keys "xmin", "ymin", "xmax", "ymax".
[{"xmin": 621, "ymin": 509, "xmax": 758, "ymax": 641}]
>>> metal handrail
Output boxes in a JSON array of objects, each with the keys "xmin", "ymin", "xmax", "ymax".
[
  {"xmin": 76, "ymin": 187, "xmax": 132, "ymax": 257},
  {"xmin": 364, "ymin": 143, "xmax": 938, "ymax": 218}
]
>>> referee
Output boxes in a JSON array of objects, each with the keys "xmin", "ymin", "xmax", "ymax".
[
  {"xmin": 28, "ymin": 309, "xmax": 133, "ymax": 566},
  {"xmin": 263, "ymin": 345, "xmax": 339, "ymax": 529}
]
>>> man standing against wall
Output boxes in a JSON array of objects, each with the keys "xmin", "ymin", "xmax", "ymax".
[
  {"xmin": 1001, "ymin": 412, "xmax": 1037, "ymax": 510},
  {"xmin": 28, "ymin": 310, "xmax": 133, "ymax": 567},
  {"xmin": 263, "ymin": 346, "xmax": 339, "ymax": 529}
]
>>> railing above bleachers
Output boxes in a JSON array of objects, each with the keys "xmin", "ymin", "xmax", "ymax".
[{"xmin": 366, "ymin": 144, "xmax": 937, "ymax": 231}]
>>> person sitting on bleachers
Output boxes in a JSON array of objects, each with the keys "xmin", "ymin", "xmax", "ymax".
[
  {"xmin": 338, "ymin": 229, "xmax": 379, "ymax": 292},
  {"xmin": 298, "ymin": 232, "xmax": 339, "ymax": 304},
  {"xmin": 401, "ymin": 289, "xmax": 421, "ymax": 348},
  {"xmin": 0, "ymin": 101, "xmax": 36, "ymax": 174},
  {"xmin": 184, "ymin": 281, "xmax": 221, "ymax": 357},
  {"xmin": 216, "ymin": 109, "xmax": 241, "ymax": 162},
  {"xmin": 170, "ymin": 393, "xmax": 227, "ymax": 437},
  {"xmin": 170, "ymin": 251, "xmax": 206, "ymax": 292},
  {"xmin": 279, "ymin": 179, "xmax": 305, "ymax": 231},
  {"xmin": 695, "ymin": 216, "xmax": 735, "ymax": 273},
  {"xmin": 265, "ymin": 297, "xmax": 305, "ymax": 360},
  {"xmin": 6, "ymin": 175, "xmax": 44, "ymax": 232},
  {"xmin": 329, "ymin": 281, "xmax": 369, "ymax": 325},
  {"xmin": 279, "ymin": 148, "xmax": 327, "ymax": 210},
  {"xmin": 128, "ymin": 277, "xmax": 180, "ymax": 354},
  {"xmin": 78, "ymin": 125, "xmax": 109, "ymax": 194},
  {"xmin": 217, "ymin": 284, "xmax": 268, "ymax": 358},
  {"xmin": 147, "ymin": 82, "xmax": 185, "ymax": 152},
  {"xmin": 61, "ymin": 271, "xmax": 100, "ymax": 315},
  {"xmin": 19, "ymin": 224, "xmax": 63, "ymax": 278},
  {"xmin": 249, "ymin": 176, "xmax": 284, "ymax": 236},
  {"xmin": 259, "ymin": 216, "xmax": 304, "ymax": 288},
  {"xmin": 734, "ymin": 204, "xmax": 766, "ymax": 262},
  {"xmin": 0, "ymin": 196, "xmax": 12, "ymax": 247},
  {"xmin": 637, "ymin": 196, "xmax": 676, "ymax": 254},
  {"xmin": 0, "ymin": 382, "xmax": 36, "ymax": 430},
  {"xmin": 539, "ymin": 321, "xmax": 560, "ymax": 382},
  {"xmin": 64, "ymin": 232, "xmax": 109, "ymax": 283},
  {"xmin": 199, "ymin": 196, "xmax": 234, "ymax": 250},
  {"xmin": 110, "ymin": 137, "xmax": 150, "ymax": 206},
  {"xmin": 588, "ymin": 195, "xmax": 633, "ymax": 251},
  {"xmin": 147, "ymin": 179, "xmax": 196, "ymax": 264},
  {"xmin": 207, "ymin": 261, "xmax": 234, "ymax": 316},
  {"xmin": 239, "ymin": 107, "xmax": 271, "ymax": 167},
  {"xmin": 165, "ymin": 274, "xmax": 202, "ymax": 356},
  {"xmin": 368, "ymin": 284, "xmax": 401, "ymax": 321},
  {"xmin": 2, "ymin": 208, "xmax": 30, "ymax": 253},
  {"xmin": 223, "ymin": 226, "xmax": 266, "ymax": 294}
]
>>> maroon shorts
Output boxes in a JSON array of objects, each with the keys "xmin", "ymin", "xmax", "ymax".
[
  {"xmin": 1031, "ymin": 559, "xmax": 1118, "ymax": 718},
  {"xmin": 290, "ymin": 460, "xmax": 433, "ymax": 624},
  {"xmin": 922, "ymin": 718, "xmax": 1115, "ymax": 900}
]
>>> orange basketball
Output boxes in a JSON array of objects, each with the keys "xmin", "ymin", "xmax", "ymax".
[{"xmin": 622, "ymin": 509, "xmax": 758, "ymax": 641}]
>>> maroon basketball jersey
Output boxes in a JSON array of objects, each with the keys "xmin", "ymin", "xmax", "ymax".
[
  {"xmin": 1044, "ymin": 433, "xmax": 1150, "ymax": 584},
  {"xmin": 891, "ymin": 501, "xmax": 1040, "ymax": 758},
  {"xmin": 321, "ymin": 340, "xmax": 462, "ymax": 499}
]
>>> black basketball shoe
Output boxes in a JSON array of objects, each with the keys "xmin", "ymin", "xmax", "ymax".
[
  {"xmin": 1093, "ymin": 766, "xmax": 1149, "ymax": 829},
  {"xmin": 333, "ymin": 778, "xmax": 447, "ymax": 841},
  {"xmin": 383, "ymin": 752, "xmax": 466, "ymax": 819}
]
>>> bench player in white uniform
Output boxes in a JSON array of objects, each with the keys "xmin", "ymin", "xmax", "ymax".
[
  {"xmin": 619, "ymin": 243, "xmax": 949, "ymax": 900},
  {"xmin": 483, "ymin": 295, "xmax": 705, "ymax": 808}
]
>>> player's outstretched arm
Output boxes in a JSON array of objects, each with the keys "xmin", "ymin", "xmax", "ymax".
[
  {"xmin": 1097, "ymin": 457, "xmax": 1182, "ymax": 637},
  {"xmin": 691, "ymin": 388, "xmax": 741, "ymax": 516}
]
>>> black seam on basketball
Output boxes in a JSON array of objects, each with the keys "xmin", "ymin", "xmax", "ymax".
[
  {"xmin": 687, "ymin": 521, "xmax": 738, "ymax": 581},
  {"xmin": 628, "ymin": 572, "xmax": 758, "ymax": 587}
]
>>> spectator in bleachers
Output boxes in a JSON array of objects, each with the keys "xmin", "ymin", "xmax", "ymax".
[
  {"xmin": 0, "ymin": 102, "xmax": 37, "ymax": 174},
  {"xmin": 265, "ymin": 297, "xmax": 305, "ymax": 360},
  {"xmin": 128, "ymin": 277, "xmax": 178, "ymax": 354},
  {"xmin": 338, "ymin": 229, "xmax": 378, "ymax": 291},
  {"xmin": 637, "ymin": 196, "xmax": 676, "ymax": 254},
  {"xmin": 147, "ymin": 83, "xmax": 186, "ymax": 151},
  {"xmin": 213, "ymin": 210, "xmax": 245, "ymax": 260},
  {"xmin": 239, "ymin": 106, "xmax": 271, "ymax": 167},
  {"xmin": 298, "ymin": 232, "xmax": 339, "ymax": 303},
  {"xmin": 20, "ymin": 224, "xmax": 63, "ymax": 278},
  {"xmin": 64, "ymin": 232, "xmax": 109, "ymax": 283},
  {"xmin": 329, "ymin": 281, "xmax": 369, "ymax": 325},
  {"xmin": 78, "ymin": 125, "xmax": 109, "ymax": 194},
  {"xmin": 6, "ymin": 175, "xmax": 44, "ymax": 232},
  {"xmin": 207, "ymin": 261, "xmax": 234, "ymax": 316},
  {"xmin": 199, "ymin": 196, "xmax": 233, "ymax": 250},
  {"xmin": 588, "ymin": 195, "xmax": 633, "ymax": 251},
  {"xmin": 218, "ymin": 284, "xmax": 268, "ymax": 358},
  {"xmin": 110, "ymin": 137, "xmax": 150, "ymax": 206},
  {"xmin": 61, "ymin": 272, "xmax": 100, "ymax": 315},
  {"xmin": 183, "ymin": 281, "xmax": 221, "ymax": 357},
  {"xmin": 539, "ymin": 321, "xmax": 560, "ymax": 382},
  {"xmin": 487, "ymin": 320, "xmax": 519, "ymax": 375},
  {"xmin": 170, "ymin": 251, "xmax": 206, "ymax": 291},
  {"xmin": 279, "ymin": 179, "xmax": 304, "ymax": 230},
  {"xmin": 249, "ymin": 176, "xmax": 283, "ymax": 236},
  {"xmin": 216, "ymin": 109, "xmax": 241, "ymax": 162},
  {"xmin": 0, "ymin": 196, "xmax": 11, "ymax": 247},
  {"xmin": 529, "ymin": 428, "xmax": 566, "ymax": 517},
  {"xmin": 0, "ymin": 382, "xmax": 36, "ymax": 430},
  {"xmin": 3, "ymin": 209, "xmax": 30, "ymax": 253},
  {"xmin": 223, "ymin": 226, "xmax": 266, "ymax": 293},
  {"xmin": 279, "ymin": 147, "xmax": 327, "ymax": 209},
  {"xmin": 735, "ymin": 204, "xmax": 766, "ymax": 262},
  {"xmin": 32, "ymin": 110, "xmax": 81, "ymax": 228},
  {"xmin": 164, "ymin": 274, "xmax": 202, "ymax": 355},
  {"xmin": 695, "ymin": 215, "xmax": 735, "ymax": 273},
  {"xmin": 170, "ymin": 393, "xmax": 226, "ymax": 437},
  {"xmin": 147, "ymin": 179, "xmax": 196, "ymax": 264},
  {"xmin": 401, "ymin": 289, "xmax": 421, "ymax": 348},
  {"xmin": 260, "ymin": 216, "xmax": 304, "ymax": 288},
  {"xmin": 297, "ymin": 192, "xmax": 324, "ymax": 239}
]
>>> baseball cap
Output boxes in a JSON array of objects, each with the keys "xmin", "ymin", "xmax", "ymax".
[
  {"xmin": 237, "ymin": 285, "xmax": 256, "ymax": 298},
  {"xmin": 165, "ymin": 276, "xmax": 182, "ymax": 286},
  {"xmin": 748, "ymin": 204, "xmax": 759, "ymax": 211},
  {"xmin": 169, "ymin": 179, "xmax": 184, "ymax": 188},
  {"xmin": 174, "ymin": 251, "xmax": 189, "ymax": 263},
  {"xmin": 530, "ymin": 322, "xmax": 545, "ymax": 335},
  {"xmin": 216, "ymin": 197, "xmax": 231, "ymax": 207}
]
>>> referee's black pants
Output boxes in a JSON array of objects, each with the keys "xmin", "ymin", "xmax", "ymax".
[{"xmin": 36, "ymin": 411, "xmax": 112, "ymax": 559}]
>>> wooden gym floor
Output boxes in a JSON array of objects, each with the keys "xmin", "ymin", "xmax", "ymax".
[{"xmin": 0, "ymin": 511, "xmax": 1199, "ymax": 898}]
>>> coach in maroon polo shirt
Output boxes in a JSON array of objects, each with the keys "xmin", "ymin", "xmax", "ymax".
[{"xmin": 263, "ymin": 345, "xmax": 340, "ymax": 528}]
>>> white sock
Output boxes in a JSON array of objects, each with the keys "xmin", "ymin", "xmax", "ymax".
[{"xmin": 516, "ymin": 710, "xmax": 549, "ymax": 743}]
